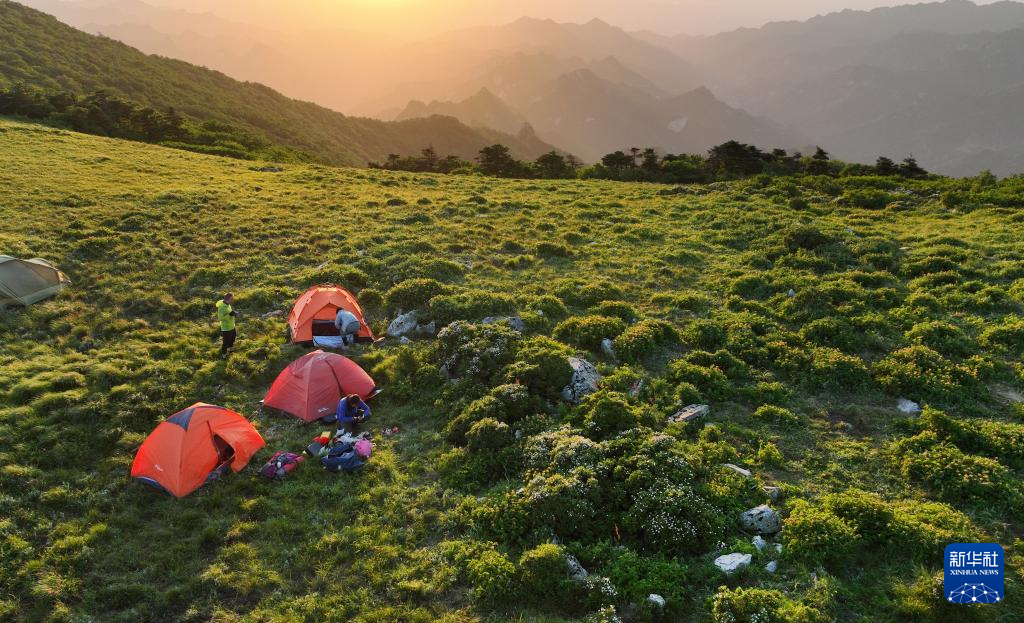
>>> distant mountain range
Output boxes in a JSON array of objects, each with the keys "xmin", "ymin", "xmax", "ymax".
[
  {"xmin": 12, "ymin": 0, "xmax": 1024, "ymax": 175},
  {"xmin": 0, "ymin": 1, "xmax": 556, "ymax": 165}
]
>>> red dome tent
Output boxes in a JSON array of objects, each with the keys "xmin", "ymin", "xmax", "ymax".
[
  {"xmin": 263, "ymin": 351, "xmax": 379, "ymax": 423},
  {"xmin": 131, "ymin": 403, "xmax": 266, "ymax": 498},
  {"xmin": 287, "ymin": 284, "xmax": 375, "ymax": 345}
]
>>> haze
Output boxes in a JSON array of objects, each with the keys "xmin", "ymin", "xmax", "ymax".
[{"xmin": 137, "ymin": 0, "xmax": 1003, "ymax": 35}]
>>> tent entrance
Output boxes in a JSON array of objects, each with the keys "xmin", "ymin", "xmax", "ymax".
[
  {"xmin": 312, "ymin": 320, "xmax": 340, "ymax": 337},
  {"xmin": 208, "ymin": 434, "xmax": 236, "ymax": 481}
]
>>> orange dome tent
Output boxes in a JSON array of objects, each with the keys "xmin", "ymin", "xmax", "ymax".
[
  {"xmin": 131, "ymin": 403, "xmax": 266, "ymax": 498},
  {"xmin": 287, "ymin": 284, "xmax": 375, "ymax": 345},
  {"xmin": 263, "ymin": 351, "xmax": 380, "ymax": 423}
]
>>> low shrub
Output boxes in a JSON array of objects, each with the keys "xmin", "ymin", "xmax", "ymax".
[
  {"xmin": 980, "ymin": 318, "xmax": 1024, "ymax": 354},
  {"xmin": 429, "ymin": 290, "xmax": 516, "ymax": 325},
  {"xmin": 579, "ymin": 391, "xmax": 646, "ymax": 438},
  {"xmin": 553, "ymin": 315, "xmax": 626, "ymax": 351},
  {"xmin": 613, "ymin": 320, "xmax": 679, "ymax": 363},
  {"xmin": 681, "ymin": 319, "xmax": 727, "ymax": 350},
  {"xmin": 503, "ymin": 336, "xmax": 573, "ymax": 399},
  {"xmin": 436, "ymin": 321, "xmax": 521, "ymax": 384},
  {"xmin": 466, "ymin": 418, "xmax": 513, "ymax": 452},
  {"xmin": 590, "ymin": 300, "xmax": 638, "ymax": 322},
  {"xmin": 807, "ymin": 348, "xmax": 871, "ymax": 392},
  {"xmin": 784, "ymin": 500, "xmax": 858, "ymax": 565},
  {"xmin": 530, "ymin": 295, "xmax": 569, "ymax": 320},
  {"xmin": 906, "ymin": 321, "xmax": 975, "ymax": 358},
  {"xmin": 668, "ymin": 361, "xmax": 732, "ymax": 401},
  {"xmin": 384, "ymin": 278, "xmax": 450, "ymax": 312},
  {"xmin": 753, "ymin": 405, "xmax": 800, "ymax": 427},
  {"xmin": 517, "ymin": 543, "xmax": 568, "ymax": 602},
  {"xmin": 711, "ymin": 586, "xmax": 824, "ymax": 623}
]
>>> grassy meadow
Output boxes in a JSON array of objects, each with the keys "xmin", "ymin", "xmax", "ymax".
[{"xmin": 3, "ymin": 117, "xmax": 1024, "ymax": 622}]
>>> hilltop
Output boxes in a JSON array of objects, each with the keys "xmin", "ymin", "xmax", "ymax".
[
  {"xmin": 3, "ymin": 118, "xmax": 1024, "ymax": 621},
  {"xmin": 0, "ymin": 0, "xmax": 556, "ymax": 165}
]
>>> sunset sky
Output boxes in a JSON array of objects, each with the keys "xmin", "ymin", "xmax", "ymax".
[{"xmin": 138, "ymin": 0, "xmax": 1002, "ymax": 35}]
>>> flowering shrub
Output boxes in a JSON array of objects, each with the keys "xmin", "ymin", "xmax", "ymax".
[
  {"xmin": 557, "ymin": 280, "xmax": 626, "ymax": 307},
  {"xmin": 980, "ymin": 318, "xmax": 1024, "ymax": 354},
  {"xmin": 711, "ymin": 586, "xmax": 824, "ymax": 623},
  {"xmin": 919, "ymin": 407, "xmax": 1024, "ymax": 469},
  {"xmin": 578, "ymin": 391, "xmax": 647, "ymax": 439},
  {"xmin": 554, "ymin": 315, "xmax": 627, "ymax": 351},
  {"xmin": 682, "ymin": 319, "xmax": 728, "ymax": 350},
  {"xmin": 890, "ymin": 431, "xmax": 1020, "ymax": 508},
  {"xmin": 436, "ymin": 321, "xmax": 521, "ymax": 383},
  {"xmin": 466, "ymin": 548, "xmax": 516, "ymax": 605},
  {"xmin": 530, "ymin": 294, "xmax": 569, "ymax": 320},
  {"xmin": 872, "ymin": 345, "xmax": 986, "ymax": 403},
  {"xmin": 800, "ymin": 317, "xmax": 860, "ymax": 352},
  {"xmin": 623, "ymin": 484, "xmax": 725, "ymax": 554}
]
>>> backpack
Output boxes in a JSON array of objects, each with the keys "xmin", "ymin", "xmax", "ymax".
[
  {"xmin": 259, "ymin": 451, "xmax": 304, "ymax": 480},
  {"xmin": 321, "ymin": 442, "xmax": 365, "ymax": 473}
]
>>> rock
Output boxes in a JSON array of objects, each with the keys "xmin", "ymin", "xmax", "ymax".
[
  {"xmin": 752, "ymin": 535, "xmax": 768, "ymax": 552},
  {"xmin": 561, "ymin": 357, "xmax": 602, "ymax": 404},
  {"xmin": 740, "ymin": 505, "xmax": 782, "ymax": 535},
  {"xmin": 387, "ymin": 310, "xmax": 419, "ymax": 337},
  {"xmin": 566, "ymin": 555, "xmax": 589, "ymax": 581},
  {"xmin": 316, "ymin": 261, "xmax": 330, "ymax": 270},
  {"xmin": 601, "ymin": 338, "xmax": 615, "ymax": 357},
  {"xmin": 647, "ymin": 594, "xmax": 666, "ymax": 608},
  {"xmin": 714, "ymin": 553, "xmax": 751, "ymax": 574},
  {"xmin": 774, "ymin": 543, "xmax": 783, "ymax": 554},
  {"xmin": 765, "ymin": 561, "xmax": 778, "ymax": 573},
  {"xmin": 481, "ymin": 316, "xmax": 526, "ymax": 332},
  {"xmin": 261, "ymin": 310, "xmax": 284, "ymax": 319},
  {"xmin": 668, "ymin": 403, "xmax": 709, "ymax": 424},
  {"xmin": 897, "ymin": 398, "xmax": 921, "ymax": 415},
  {"xmin": 256, "ymin": 165, "xmax": 283, "ymax": 172},
  {"xmin": 415, "ymin": 321, "xmax": 436, "ymax": 336},
  {"xmin": 721, "ymin": 463, "xmax": 752, "ymax": 478},
  {"xmin": 787, "ymin": 288, "xmax": 797, "ymax": 297},
  {"xmin": 536, "ymin": 309, "xmax": 544, "ymax": 317},
  {"xmin": 764, "ymin": 486, "xmax": 781, "ymax": 501},
  {"xmin": 399, "ymin": 336, "xmax": 411, "ymax": 345}
]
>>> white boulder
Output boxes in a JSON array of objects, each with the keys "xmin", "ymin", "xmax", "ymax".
[
  {"xmin": 721, "ymin": 463, "xmax": 752, "ymax": 478},
  {"xmin": 714, "ymin": 553, "xmax": 752, "ymax": 574},
  {"xmin": 481, "ymin": 316, "xmax": 526, "ymax": 332},
  {"xmin": 566, "ymin": 555, "xmax": 589, "ymax": 581},
  {"xmin": 752, "ymin": 535, "xmax": 768, "ymax": 552},
  {"xmin": 740, "ymin": 505, "xmax": 782, "ymax": 535},
  {"xmin": 647, "ymin": 594, "xmax": 666, "ymax": 608},
  {"xmin": 561, "ymin": 357, "xmax": 601, "ymax": 404},
  {"xmin": 897, "ymin": 398, "xmax": 921, "ymax": 415},
  {"xmin": 765, "ymin": 561, "xmax": 778, "ymax": 573},
  {"xmin": 387, "ymin": 310, "xmax": 419, "ymax": 337},
  {"xmin": 601, "ymin": 338, "xmax": 615, "ymax": 357}
]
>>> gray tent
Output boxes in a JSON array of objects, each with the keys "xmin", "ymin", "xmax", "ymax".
[{"xmin": 0, "ymin": 256, "xmax": 70, "ymax": 308}]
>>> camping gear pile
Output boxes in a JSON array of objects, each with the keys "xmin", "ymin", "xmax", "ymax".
[{"xmin": 130, "ymin": 285, "xmax": 385, "ymax": 497}]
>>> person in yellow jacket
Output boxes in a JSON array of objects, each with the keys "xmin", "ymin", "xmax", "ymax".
[{"xmin": 216, "ymin": 293, "xmax": 237, "ymax": 358}]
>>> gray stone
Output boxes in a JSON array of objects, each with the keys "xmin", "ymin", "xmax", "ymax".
[
  {"xmin": 765, "ymin": 561, "xmax": 778, "ymax": 573},
  {"xmin": 647, "ymin": 594, "xmax": 666, "ymax": 608},
  {"xmin": 740, "ymin": 505, "xmax": 782, "ymax": 535},
  {"xmin": 399, "ymin": 336, "xmax": 411, "ymax": 345},
  {"xmin": 752, "ymin": 535, "xmax": 768, "ymax": 552},
  {"xmin": 668, "ymin": 404, "xmax": 709, "ymax": 424},
  {"xmin": 721, "ymin": 463, "xmax": 752, "ymax": 478},
  {"xmin": 601, "ymin": 338, "xmax": 615, "ymax": 357},
  {"xmin": 897, "ymin": 398, "xmax": 921, "ymax": 415},
  {"xmin": 481, "ymin": 316, "xmax": 526, "ymax": 332},
  {"xmin": 764, "ymin": 486, "xmax": 781, "ymax": 501},
  {"xmin": 714, "ymin": 553, "xmax": 752, "ymax": 574},
  {"xmin": 561, "ymin": 357, "xmax": 602, "ymax": 404},
  {"xmin": 387, "ymin": 310, "xmax": 419, "ymax": 337},
  {"xmin": 261, "ymin": 310, "xmax": 284, "ymax": 319},
  {"xmin": 774, "ymin": 543, "xmax": 783, "ymax": 554},
  {"xmin": 566, "ymin": 555, "xmax": 589, "ymax": 581},
  {"xmin": 415, "ymin": 321, "xmax": 437, "ymax": 336}
]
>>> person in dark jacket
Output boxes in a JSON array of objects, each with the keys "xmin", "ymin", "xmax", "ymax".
[{"xmin": 335, "ymin": 393, "xmax": 371, "ymax": 433}]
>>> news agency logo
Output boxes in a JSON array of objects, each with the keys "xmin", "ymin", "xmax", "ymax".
[{"xmin": 945, "ymin": 543, "xmax": 1004, "ymax": 604}]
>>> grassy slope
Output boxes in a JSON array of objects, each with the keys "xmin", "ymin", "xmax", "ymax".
[
  {"xmin": 0, "ymin": 0, "xmax": 555, "ymax": 165},
  {"xmin": 2, "ymin": 118, "xmax": 1024, "ymax": 622}
]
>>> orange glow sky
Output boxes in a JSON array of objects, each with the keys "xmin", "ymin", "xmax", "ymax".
[{"xmin": 139, "ymin": 0, "xmax": 1004, "ymax": 35}]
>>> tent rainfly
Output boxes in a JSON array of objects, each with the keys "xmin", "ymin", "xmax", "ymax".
[{"xmin": 0, "ymin": 256, "xmax": 70, "ymax": 308}]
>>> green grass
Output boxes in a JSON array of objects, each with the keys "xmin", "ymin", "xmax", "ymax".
[{"xmin": 3, "ymin": 117, "xmax": 1024, "ymax": 622}]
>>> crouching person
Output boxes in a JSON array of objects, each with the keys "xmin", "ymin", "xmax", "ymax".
[
  {"xmin": 334, "ymin": 308, "xmax": 362, "ymax": 349},
  {"xmin": 336, "ymin": 393, "xmax": 371, "ymax": 434}
]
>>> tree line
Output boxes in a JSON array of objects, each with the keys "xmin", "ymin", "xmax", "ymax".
[
  {"xmin": 0, "ymin": 84, "xmax": 307, "ymax": 162},
  {"xmin": 372, "ymin": 140, "xmax": 931, "ymax": 182}
]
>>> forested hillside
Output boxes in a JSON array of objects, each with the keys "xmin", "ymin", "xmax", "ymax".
[{"xmin": 0, "ymin": 1, "xmax": 556, "ymax": 165}]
